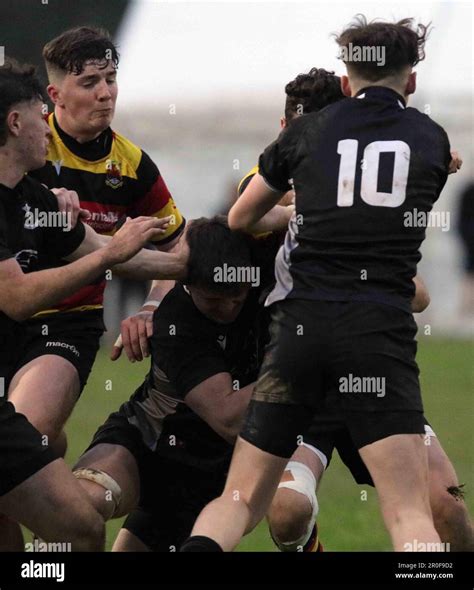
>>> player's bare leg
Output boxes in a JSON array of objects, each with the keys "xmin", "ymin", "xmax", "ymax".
[
  {"xmin": 0, "ymin": 356, "xmax": 80, "ymax": 549},
  {"xmin": 73, "ymin": 443, "xmax": 140, "ymax": 521},
  {"xmin": 267, "ymin": 444, "xmax": 324, "ymax": 551},
  {"xmin": 427, "ymin": 436, "xmax": 474, "ymax": 551},
  {"xmin": 359, "ymin": 433, "xmax": 440, "ymax": 551},
  {"xmin": 112, "ymin": 528, "xmax": 151, "ymax": 552},
  {"xmin": 0, "ymin": 459, "xmax": 104, "ymax": 551},
  {"xmin": 8, "ymin": 355, "xmax": 80, "ymax": 449},
  {"xmin": 184, "ymin": 437, "xmax": 288, "ymax": 551}
]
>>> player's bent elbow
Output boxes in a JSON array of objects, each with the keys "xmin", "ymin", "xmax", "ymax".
[
  {"xmin": 0, "ymin": 298, "xmax": 30, "ymax": 322},
  {"xmin": 227, "ymin": 210, "xmax": 247, "ymax": 232},
  {"xmin": 412, "ymin": 290, "xmax": 431, "ymax": 313}
]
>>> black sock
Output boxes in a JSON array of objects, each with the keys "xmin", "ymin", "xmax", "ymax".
[{"xmin": 180, "ymin": 535, "xmax": 223, "ymax": 552}]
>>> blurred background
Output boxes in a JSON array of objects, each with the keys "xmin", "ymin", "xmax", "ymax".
[{"xmin": 3, "ymin": 0, "xmax": 472, "ymax": 551}]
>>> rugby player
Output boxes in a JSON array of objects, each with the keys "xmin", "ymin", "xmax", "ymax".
[
  {"xmin": 70, "ymin": 217, "xmax": 274, "ymax": 551},
  {"xmin": 0, "ymin": 60, "xmax": 185, "ymax": 549},
  {"xmin": 242, "ymin": 68, "xmax": 472, "ymax": 552},
  {"xmin": 0, "ymin": 27, "xmax": 186, "ymax": 546},
  {"xmin": 181, "ymin": 17, "xmax": 456, "ymax": 552},
  {"xmin": 9, "ymin": 25, "xmax": 185, "ymax": 456}
]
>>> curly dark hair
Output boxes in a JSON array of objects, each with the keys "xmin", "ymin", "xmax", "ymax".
[
  {"xmin": 335, "ymin": 15, "xmax": 431, "ymax": 81},
  {"xmin": 43, "ymin": 26, "xmax": 119, "ymax": 77},
  {"xmin": 0, "ymin": 59, "xmax": 44, "ymax": 146},
  {"xmin": 284, "ymin": 68, "xmax": 344, "ymax": 120}
]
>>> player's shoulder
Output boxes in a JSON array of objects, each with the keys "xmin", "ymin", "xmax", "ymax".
[
  {"xmin": 20, "ymin": 175, "xmax": 58, "ymax": 210},
  {"xmin": 153, "ymin": 284, "xmax": 200, "ymax": 334},
  {"xmin": 280, "ymin": 104, "xmax": 344, "ymax": 141},
  {"xmin": 110, "ymin": 128, "xmax": 144, "ymax": 171},
  {"xmin": 404, "ymin": 107, "xmax": 449, "ymax": 140}
]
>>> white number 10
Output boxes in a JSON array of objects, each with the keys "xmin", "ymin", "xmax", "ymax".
[{"xmin": 336, "ymin": 139, "xmax": 410, "ymax": 208}]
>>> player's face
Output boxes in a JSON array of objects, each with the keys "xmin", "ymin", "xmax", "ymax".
[
  {"xmin": 17, "ymin": 99, "xmax": 51, "ymax": 170},
  {"xmin": 51, "ymin": 61, "xmax": 118, "ymax": 137},
  {"xmin": 188, "ymin": 286, "xmax": 251, "ymax": 324}
]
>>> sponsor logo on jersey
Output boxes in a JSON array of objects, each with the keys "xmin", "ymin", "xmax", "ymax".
[
  {"xmin": 105, "ymin": 159, "xmax": 123, "ymax": 189},
  {"xmin": 45, "ymin": 341, "xmax": 80, "ymax": 357}
]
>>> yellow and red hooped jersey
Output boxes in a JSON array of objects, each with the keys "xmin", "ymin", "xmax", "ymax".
[{"xmin": 29, "ymin": 113, "xmax": 185, "ymax": 315}]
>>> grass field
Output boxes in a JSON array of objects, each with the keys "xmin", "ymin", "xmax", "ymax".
[{"xmin": 62, "ymin": 337, "xmax": 473, "ymax": 551}]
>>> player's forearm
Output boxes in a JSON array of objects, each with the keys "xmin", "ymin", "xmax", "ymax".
[
  {"xmin": 217, "ymin": 382, "xmax": 255, "ymax": 443},
  {"xmin": 138, "ymin": 279, "xmax": 175, "ymax": 310},
  {"xmin": 4, "ymin": 249, "xmax": 110, "ymax": 321},
  {"xmin": 229, "ymin": 174, "xmax": 284, "ymax": 232},
  {"xmin": 249, "ymin": 205, "xmax": 293, "ymax": 234},
  {"xmin": 112, "ymin": 248, "xmax": 185, "ymax": 281}
]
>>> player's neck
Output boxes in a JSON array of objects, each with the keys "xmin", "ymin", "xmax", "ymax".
[
  {"xmin": 54, "ymin": 109, "xmax": 105, "ymax": 144},
  {"xmin": 0, "ymin": 149, "xmax": 27, "ymax": 189},
  {"xmin": 350, "ymin": 80, "xmax": 407, "ymax": 100}
]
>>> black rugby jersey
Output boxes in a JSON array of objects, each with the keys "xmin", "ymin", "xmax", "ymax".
[
  {"xmin": 259, "ymin": 87, "xmax": 451, "ymax": 311},
  {"xmin": 0, "ymin": 176, "xmax": 85, "ymax": 369},
  {"xmin": 121, "ymin": 284, "xmax": 269, "ymax": 470}
]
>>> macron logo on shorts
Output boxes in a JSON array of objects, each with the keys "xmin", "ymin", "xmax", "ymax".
[{"xmin": 45, "ymin": 341, "xmax": 80, "ymax": 357}]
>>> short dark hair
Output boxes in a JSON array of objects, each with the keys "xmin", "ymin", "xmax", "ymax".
[
  {"xmin": 335, "ymin": 15, "xmax": 430, "ymax": 81},
  {"xmin": 284, "ymin": 68, "xmax": 344, "ymax": 120},
  {"xmin": 0, "ymin": 59, "xmax": 44, "ymax": 146},
  {"xmin": 185, "ymin": 216, "xmax": 255, "ymax": 295},
  {"xmin": 43, "ymin": 26, "xmax": 119, "ymax": 77}
]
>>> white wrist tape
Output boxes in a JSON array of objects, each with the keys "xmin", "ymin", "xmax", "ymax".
[{"xmin": 143, "ymin": 300, "xmax": 161, "ymax": 308}]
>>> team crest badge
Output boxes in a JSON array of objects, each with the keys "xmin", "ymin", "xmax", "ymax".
[{"xmin": 105, "ymin": 159, "xmax": 123, "ymax": 189}]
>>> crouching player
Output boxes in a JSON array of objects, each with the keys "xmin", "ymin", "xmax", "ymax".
[{"xmin": 72, "ymin": 217, "xmax": 279, "ymax": 550}]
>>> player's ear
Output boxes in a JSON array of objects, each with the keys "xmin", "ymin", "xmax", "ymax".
[
  {"xmin": 405, "ymin": 72, "xmax": 417, "ymax": 96},
  {"xmin": 341, "ymin": 75, "xmax": 352, "ymax": 97},
  {"xmin": 6, "ymin": 109, "xmax": 21, "ymax": 138},
  {"xmin": 280, "ymin": 117, "xmax": 287, "ymax": 129},
  {"xmin": 47, "ymin": 83, "xmax": 63, "ymax": 107}
]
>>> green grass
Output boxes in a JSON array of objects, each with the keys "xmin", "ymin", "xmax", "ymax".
[{"xmin": 63, "ymin": 338, "xmax": 473, "ymax": 551}]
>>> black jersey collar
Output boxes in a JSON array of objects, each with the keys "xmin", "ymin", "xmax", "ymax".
[
  {"xmin": 53, "ymin": 115, "xmax": 113, "ymax": 161},
  {"xmin": 355, "ymin": 86, "xmax": 406, "ymax": 109},
  {"xmin": 0, "ymin": 176, "xmax": 26, "ymax": 196}
]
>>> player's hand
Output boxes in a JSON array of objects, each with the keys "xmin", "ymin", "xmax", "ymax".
[
  {"xmin": 173, "ymin": 231, "xmax": 190, "ymax": 280},
  {"xmin": 50, "ymin": 187, "xmax": 91, "ymax": 228},
  {"xmin": 448, "ymin": 150, "xmax": 463, "ymax": 174},
  {"xmin": 104, "ymin": 216, "xmax": 171, "ymax": 266},
  {"xmin": 111, "ymin": 308, "xmax": 155, "ymax": 362}
]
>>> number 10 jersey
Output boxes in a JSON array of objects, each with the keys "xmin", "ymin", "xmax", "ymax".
[{"xmin": 259, "ymin": 86, "xmax": 451, "ymax": 311}]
